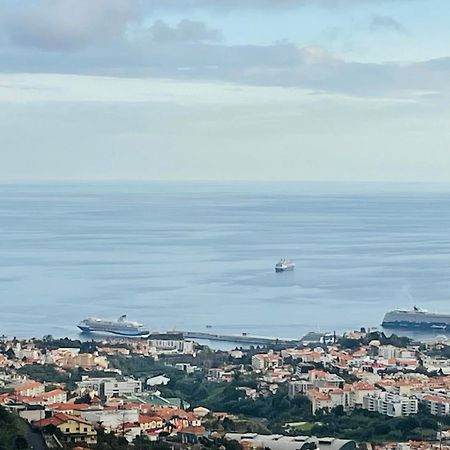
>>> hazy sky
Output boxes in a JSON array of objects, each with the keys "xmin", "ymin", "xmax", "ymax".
[{"xmin": 1, "ymin": 0, "xmax": 450, "ymax": 181}]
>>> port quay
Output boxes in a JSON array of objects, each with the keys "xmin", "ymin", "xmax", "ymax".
[{"xmin": 180, "ymin": 330, "xmax": 324, "ymax": 346}]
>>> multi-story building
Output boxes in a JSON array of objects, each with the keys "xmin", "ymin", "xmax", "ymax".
[
  {"xmin": 308, "ymin": 370, "xmax": 344, "ymax": 389},
  {"xmin": 14, "ymin": 381, "xmax": 45, "ymax": 398},
  {"xmin": 423, "ymin": 394, "xmax": 450, "ymax": 416},
  {"xmin": 351, "ymin": 382, "xmax": 378, "ymax": 407},
  {"xmin": 308, "ymin": 388, "xmax": 344, "ymax": 414},
  {"xmin": 362, "ymin": 391, "xmax": 418, "ymax": 417},
  {"xmin": 288, "ymin": 380, "xmax": 312, "ymax": 398},
  {"xmin": 251, "ymin": 354, "xmax": 280, "ymax": 371},
  {"xmin": 77, "ymin": 376, "xmax": 141, "ymax": 399},
  {"xmin": 281, "ymin": 348, "xmax": 323, "ymax": 363},
  {"xmin": 148, "ymin": 333, "xmax": 195, "ymax": 354},
  {"xmin": 378, "ymin": 345, "xmax": 398, "ymax": 360},
  {"xmin": 30, "ymin": 389, "xmax": 67, "ymax": 405},
  {"xmin": 102, "ymin": 379, "xmax": 142, "ymax": 399}
]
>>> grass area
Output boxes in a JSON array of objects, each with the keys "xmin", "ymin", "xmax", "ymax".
[{"xmin": 284, "ymin": 422, "xmax": 314, "ymax": 432}]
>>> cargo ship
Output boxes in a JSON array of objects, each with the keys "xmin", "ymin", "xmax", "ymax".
[
  {"xmin": 78, "ymin": 315, "xmax": 150, "ymax": 337},
  {"xmin": 382, "ymin": 307, "xmax": 450, "ymax": 330}
]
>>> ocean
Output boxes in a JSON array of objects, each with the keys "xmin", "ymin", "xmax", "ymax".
[{"xmin": 1, "ymin": 181, "xmax": 450, "ymax": 342}]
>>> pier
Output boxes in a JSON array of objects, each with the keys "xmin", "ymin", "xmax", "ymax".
[{"xmin": 181, "ymin": 331, "xmax": 302, "ymax": 346}]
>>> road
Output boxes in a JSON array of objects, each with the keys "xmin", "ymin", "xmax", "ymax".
[{"xmin": 25, "ymin": 425, "xmax": 46, "ymax": 450}]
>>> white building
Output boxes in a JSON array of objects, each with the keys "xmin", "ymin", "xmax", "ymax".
[
  {"xmin": 423, "ymin": 394, "xmax": 450, "ymax": 416},
  {"xmin": 288, "ymin": 380, "xmax": 312, "ymax": 398},
  {"xmin": 102, "ymin": 379, "xmax": 142, "ymax": 399},
  {"xmin": 148, "ymin": 335, "xmax": 195, "ymax": 354},
  {"xmin": 147, "ymin": 375, "xmax": 171, "ymax": 387},
  {"xmin": 13, "ymin": 381, "xmax": 45, "ymax": 398},
  {"xmin": 77, "ymin": 376, "xmax": 142, "ymax": 399},
  {"xmin": 251, "ymin": 354, "xmax": 280, "ymax": 371},
  {"xmin": 175, "ymin": 363, "xmax": 199, "ymax": 374},
  {"xmin": 81, "ymin": 408, "xmax": 139, "ymax": 432},
  {"xmin": 362, "ymin": 391, "xmax": 418, "ymax": 417},
  {"xmin": 378, "ymin": 345, "xmax": 398, "ymax": 359}
]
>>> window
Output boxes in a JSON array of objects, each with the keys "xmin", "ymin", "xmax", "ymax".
[
  {"xmin": 66, "ymin": 428, "xmax": 70, "ymax": 432},
  {"xmin": 84, "ymin": 427, "xmax": 88, "ymax": 432}
]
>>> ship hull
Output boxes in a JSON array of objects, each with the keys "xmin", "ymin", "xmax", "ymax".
[
  {"xmin": 275, "ymin": 266, "xmax": 294, "ymax": 272},
  {"xmin": 78, "ymin": 325, "xmax": 149, "ymax": 337},
  {"xmin": 382, "ymin": 310, "xmax": 450, "ymax": 330},
  {"xmin": 382, "ymin": 321, "xmax": 450, "ymax": 330}
]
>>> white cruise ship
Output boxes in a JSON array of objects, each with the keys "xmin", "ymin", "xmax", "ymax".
[
  {"xmin": 78, "ymin": 315, "xmax": 149, "ymax": 337},
  {"xmin": 382, "ymin": 307, "xmax": 450, "ymax": 330},
  {"xmin": 275, "ymin": 259, "xmax": 295, "ymax": 272}
]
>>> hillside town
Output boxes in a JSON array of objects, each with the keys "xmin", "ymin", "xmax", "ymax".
[{"xmin": 2, "ymin": 330, "xmax": 450, "ymax": 449}]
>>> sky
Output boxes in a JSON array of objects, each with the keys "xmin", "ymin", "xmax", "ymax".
[{"xmin": 1, "ymin": 0, "xmax": 450, "ymax": 181}]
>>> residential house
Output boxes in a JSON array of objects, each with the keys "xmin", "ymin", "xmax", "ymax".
[{"xmin": 33, "ymin": 412, "xmax": 97, "ymax": 445}]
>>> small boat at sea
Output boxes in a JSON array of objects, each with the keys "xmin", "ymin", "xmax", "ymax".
[{"xmin": 275, "ymin": 259, "xmax": 295, "ymax": 272}]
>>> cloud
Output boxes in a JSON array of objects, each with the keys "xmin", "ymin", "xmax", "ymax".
[
  {"xmin": 148, "ymin": 20, "xmax": 221, "ymax": 44},
  {"xmin": 0, "ymin": 0, "xmax": 444, "ymax": 100},
  {"xmin": 5, "ymin": 0, "xmax": 138, "ymax": 51},
  {"xmin": 1, "ymin": 76, "xmax": 449, "ymax": 183},
  {"xmin": 370, "ymin": 14, "xmax": 406, "ymax": 34},
  {"xmin": 146, "ymin": 0, "xmax": 401, "ymax": 12},
  {"xmin": 0, "ymin": 37, "xmax": 449, "ymax": 99}
]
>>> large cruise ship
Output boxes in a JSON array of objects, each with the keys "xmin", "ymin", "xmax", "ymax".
[
  {"xmin": 382, "ymin": 307, "xmax": 450, "ymax": 330},
  {"xmin": 275, "ymin": 259, "xmax": 295, "ymax": 272},
  {"xmin": 78, "ymin": 315, "xmax": 150, "ymax": 337}
]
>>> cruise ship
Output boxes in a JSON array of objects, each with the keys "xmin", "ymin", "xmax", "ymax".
[
  {"xmin": 382, "ymin": 307, "xmax": 450, "ymax": 330},
  {"xmin": 275, "ymin": 259, "xmax": 295, "ymax": 272},
  {"xmin": 78, "ymin": 315, "xmax": 150, "ymax": 337}
]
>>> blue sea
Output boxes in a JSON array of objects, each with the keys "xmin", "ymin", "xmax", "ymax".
[{"xmin": 1, "ymin": 181, "xmax": 450, "ymax": 342}]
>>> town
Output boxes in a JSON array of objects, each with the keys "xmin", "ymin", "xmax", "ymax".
[{"xmin": 2, "ymin": 329, "xmax": 450, "ymax": 450}]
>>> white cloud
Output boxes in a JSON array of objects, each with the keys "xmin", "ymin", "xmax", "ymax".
[
  {"xmin": 0, "ymin": 72, "xmax": 422, "ymax": 106},
  {"xmin": 148, "ymin": 20, "xmax": 221, "ymax": 44},
  {"xmin": 370, "ymin": 14, "xmax": 406, "ymax": 34},
  {"xmin": 6, "ymin": 0, "xmax": 138, "ymax": 50}
]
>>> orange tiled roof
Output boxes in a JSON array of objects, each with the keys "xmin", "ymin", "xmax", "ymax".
[
  {"xmin": 423, "ymin": 394, "xmax": 450, "ymax": 404},
  {"xmin": 33, "ymin": 389, "xmax": 66, "ymax": 402},
  {"xmin": 139, "ymin": 415, "xmax": 163, "ymax": 424},
  {"xmin": 307, "ymin": 389, "xmax": 331, "ymax": 401},
  {"xmin": 34, "ymin": 412, "xmax": 92, "ymax": 428},
  {"xmin": 354, "ymin": 382, "xmax": 375, "ymax": 390},
  {"xmin": 14, "ymin": 381, "xmax": 43, "ymax": 392},
  {"xmin": 51, "ymin": 403, "xmax": 90, "ymax": 411}
]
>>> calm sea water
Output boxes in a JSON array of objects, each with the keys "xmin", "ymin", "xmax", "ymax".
[{"xmin": 2, "ymin": 181, "xmax": 450, "ymax": 342}]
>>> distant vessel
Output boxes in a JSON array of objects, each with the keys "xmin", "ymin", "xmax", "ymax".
[
  {"xmin": 78, "ymin": 315, "xmax": 149, "ymax": 337},
  {"xmin": 275, "ymin": 259, "xmax": 295, "ymax": 272},
  {"xmin": 382, "ymin": 306, "xmax": 450, "ymax": 330}
]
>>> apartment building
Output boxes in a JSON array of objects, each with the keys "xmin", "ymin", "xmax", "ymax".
[
  {"xmin": 251, "ymin": 354, "xmax": 280, "ymax": 371},
  {"xmin": 14, "ymin": 381, "xmax": 45, "ymax": 397},
  {"xmin": 77, "ymin": 376, "xmax": 141, "ymax": 399},
  {"xmin": 423, "ymin": 394, "xmax": 450, "ymax": 416},
  {"xmin": 362, "ymin": 391, "xmax": 418, "ymax": 417}
]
